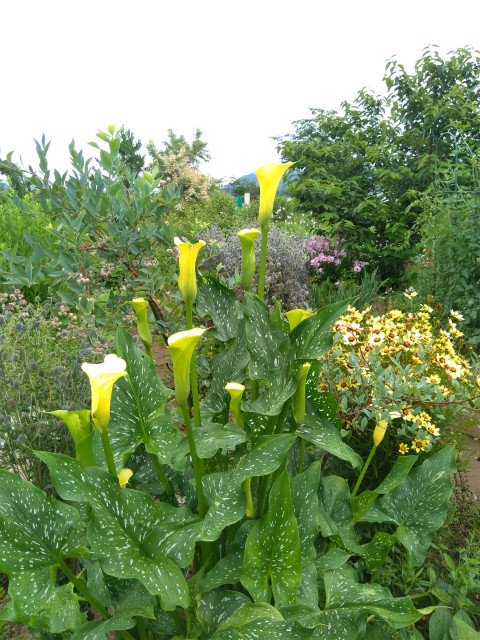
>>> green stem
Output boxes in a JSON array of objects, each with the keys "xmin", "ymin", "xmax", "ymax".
[
  {"xmin": 59, "ymin": 559, "xmax": 135, "ymax": 640},
  {"xmin": 257, "ymin": 225, "xmax": 268, "ymax": 300},
  {"xmin": 251, "ymin": 379, "xmax": 259, "ymax": 402},
  {"xmin": 135, "ymin": 616, "xmax": 148, "ymax": 640},
  {"xmin": 186, "ymin": 303, "xmax": 203, "ymax": 431},
  {"xmin": 256, "ymin": 475, "xmax": 270, "ymax": 519},
  {"xmin": 100, "ymin": 429, "xmax": 117, "ymax": 476},
  {"xmin": 148, "ymin": 451, "xmax": 172, "ymax": 495},
  {"xmin": 298, "ymin": 440, "xmax": 306, "ymax": 474},
  {"xmin": 351, "ymin": 444, "xmax": 377, "ymax": 499},
  {"xmin": 181, "ymin": 405, "xmax": 207, "ymax": 518}
]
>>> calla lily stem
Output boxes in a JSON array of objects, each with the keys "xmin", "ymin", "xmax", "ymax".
[
  {"xmin": 257, "ymin": 226, "xmax": 269, "ymax": 301},
  {"xmin": 351, "ymin": 444, "xmax": 377, "ymax": 499},
  {"xmin": 59, "ymin": 559, "xmax": 136, "ymax": 640},
  {"xmin": 181, "ymin": 405, "xmax": 207, "ymax": 518},
  {"xmin": 186, "ymin": 303, "xmax": 203, "ymax": 432},
  {"xmin": 100, "ymin": 429, "xmax": 117, "ymax": 476},
  {"xmin": 148, "ymin": 452, "xmax": 172, "ymax": 495}
]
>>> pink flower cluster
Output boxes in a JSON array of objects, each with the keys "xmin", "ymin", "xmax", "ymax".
[
  {"xmin": 353, "ymin": 260, "xmax": 369, "ymax": 272},
  {"xmin": 305, "ymin": 235, "xmax": 348, "ymax": 274}
]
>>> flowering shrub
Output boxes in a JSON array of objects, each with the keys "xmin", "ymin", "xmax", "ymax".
[
  {"xmin": 200, "ymin": 226, "xmax": 310, "ymax": 310},
  {"xmin": 305, "ymin": 234, "xmax": 369, "ymax": 289},
  {"xmin": 319, "ymin": 304, "xmax": 476, "ymax": 456},
  {"xmin": 150, "ymin": 145, "xmax": 211, "ymax": 202}
]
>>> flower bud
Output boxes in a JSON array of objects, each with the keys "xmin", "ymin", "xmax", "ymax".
[
  {"xmin": 167, "ymin": 328, "xmax": 207, "ymax": 407},
  {"xmin": 373, "ymin": 419, "xmax": 388, "ymax": 446},
  {"xmin": 118, "ymin": 468, "xmax": 133, "ymax": 488},
  {"xmin": 237, "ymin": 229, "xmax": 260, "ymax": 291},
  {"xmin": 225, "ymin": 382, "xmax": 245, "ymax": 428},
  {"xmin": 174, "ymin": 237, "xmax": 206, "ymax": 307}
]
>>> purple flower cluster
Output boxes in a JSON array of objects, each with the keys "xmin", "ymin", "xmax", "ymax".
[
  {"xmin": 353, "ymin": 260, "xmax": 369, "ymax": 273},
  {"xmin": 305, "ymin": 235, "xmax": 348, "ymax": 274}
]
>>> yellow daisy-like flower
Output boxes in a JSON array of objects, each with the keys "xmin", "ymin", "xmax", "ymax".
[
  {"xmin": 343, "ymin": 332, "xmax": 357, "ymax": 346},
  {"xmin": 399, "ymin": 443, "xmax": 409, "ymax": 455},
  {"xmin": 412, "ymin": 438, "xmax": 429, "ymax": 453},
  {"xmin": 426, "ymin": 374, "xmax": 441, "ymax": 384},
  {"xmin": 426, "ymin": 424, "xmax": 440, "ymax": 437},
  {"xmin": 336, "ymin": 380, "xmax": 350, "ymax": 391},
  {"xmin": 450, "ymin": 310, "xmax": 464, "ymax": 321},
  {"xmin": 400, "ymin": 407, "xmax": 415, "ymax": 422},
  {"xmin": 368, "ymin": 333, "xmax": 385, "ymax": 347}
]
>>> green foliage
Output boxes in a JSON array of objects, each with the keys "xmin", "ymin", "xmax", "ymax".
[
  {"xmin": 0, "ymin": 127, "xmax": 178, "ymax": 329},
  {"xmin": 0, "ymin": 290, "xmax": 110, "ymax": 490},
  {"xmin": 118, "ymin": 128, "xmax": 145, "ymax": 177},
  {"xmin": 228, "ymin": 177, "xmax": 260, "ymax": 199},
  {"xmin": 149, "ymin": 128, "xmax": 210, "ymax": 168},
  {"xmin": 277, "ymin": 46, "xmax": 480, "ymax": 283}
]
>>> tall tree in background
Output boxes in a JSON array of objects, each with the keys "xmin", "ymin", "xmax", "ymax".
[
  {"xmin": 118, "ymin": 128, "xmax": 145, "ymax": 176},
  {"xmin": 277, "ymin": 46, "xmax": 480, "ymax": 281}
]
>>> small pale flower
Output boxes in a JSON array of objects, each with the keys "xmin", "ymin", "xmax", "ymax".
[{"xmin": 450, "ymin": 310, "xmax": 464, "ymax": 321}]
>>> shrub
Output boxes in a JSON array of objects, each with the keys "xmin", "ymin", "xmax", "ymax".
[
  {"xmin": 318, "ymin": 304, "xmax": 475, "ymax": 476},
  {"xmin": 200, "ymin": 226, "xmax": 310, "ymax": 310},
  {"xmin": 0, "ymin": 290, "xmax": 111, "ymax": 490}
]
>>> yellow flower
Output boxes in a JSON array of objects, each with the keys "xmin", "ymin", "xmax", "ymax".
[
  {"xmin": 412, "ymin": 438, "xmax": 429, "ymax": 453},
  {"xmin": 237, "ymin": 228, "xmax": 260, "ymax": 291},
  {"xmin": 167, "ymin": 328, "xmax": 208, "ymax": 407},
  {"xmin": 450, "ymin": 310, "xmax": 464, "ymax": 321},
  {"xmin": 286, "ymin": 309, "xmax": 316, "ymax": 331},
  {"xmin": 255, "ymin": 162, "xmax": 295, "ymax": 229},
  {"xmin": 117, "ymin": 468, "xmax": 133, "ymax": 488},
  {"xmin": 426, "ymin": 374, "xmax": 441, "ymax": 384},
  {"xmin": 125, "ymin": 297, "xmax": 152, "ymax": 356},
  {"xmin": 174, "ymin": 237, "xmax": 206, "ymax": 306},
  {"xmin": 225, "ymin": 382, "xmax": 245, "ymax": 428},
  {"xmin": 398, "ymin": 443, "xmax": 409, "ymax": 455},
  {"xmin": 81, "ymin": 354, "xmax": 127, "ymax": 433},
  {"xmin": 292, "ymin": 363, "xmax": 311, "ymax": 426},
  {"xmin": 373, "ymin": 419, "xmax": 388, "ymax": 446}
]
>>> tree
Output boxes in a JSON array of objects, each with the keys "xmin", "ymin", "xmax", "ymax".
[
  {"xmin": 277, "ymin": 46, "xmax": 480, "ymax": 282},
  {"xmin": 148, "ymin": 128, "xmax": 210, "ymax": 168},
  {"xmin": 118, "ymin": 128, "xmax": 145, "ymax": 176},
  {"xmin": 228, "ymin": 176, "xmax": 260, "ymax": 199}
]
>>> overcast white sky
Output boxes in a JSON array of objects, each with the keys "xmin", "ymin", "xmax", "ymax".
[{"xmin": 1, "ymin": 0, "xmax": 479, "ymax": 180}]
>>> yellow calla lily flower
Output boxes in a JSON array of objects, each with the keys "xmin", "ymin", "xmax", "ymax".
[
  {"xmin": 286, "ymin": 309, "xmax": 317, "ymax": 331},
  {"xmin": 125, "ymin": 297, "xmax": 152, "ymax": 357},
  {"xmin": 81, "ymin": 354, "xmax": 127, "ymax": 433},
  {"xmin": 118, "ymin": 468, "xmax": 134, "ymax": 488},
  {"xmin": 174, "ymin": 237, "xmax": 206, "ymax": 306},
  {"xmin": 373, "ymin": 419, "xmax": 388, "ymax": 446},
  {"xmin": 255, "ymin": 162, "xmax": 295, "ymax": 229},
  {"xmin": 225, "ymin": 382, "xmax": 245, "ymax": 428},
  {"xmin": 237, "ymin": 229, "xmax": 260, "ymax": 291},
  {"xmin": 167, "ymin": 328, "xmax": 208, "ymax": 407},
  {"xmin": 292, "ymin": 363, "xmax": 311, "ymax": 426}
]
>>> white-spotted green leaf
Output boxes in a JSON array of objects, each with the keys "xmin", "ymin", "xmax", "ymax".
[
  {"xmin": 0, "ymin": 469, "xmax": 85, "ymax": 632},
  {"xmin": 199, "ymin": 521, "xmax": 255, "ymax": 593},
  {"xmin": 315, "ymin": 549, "xmax": 351, "ymax": 577},
  {"xmin": 214, "ymin": 616, "xmax": 312, "ymax": 639},
  {"xmin": 196, "ymin": 276, "xmax": 243, "ymax": 341},
  {"xmin": 69, "ymin": 613, "xmax": 137, "ymax": 640},
  {"xmin": 197, "ymin": 588, "xmax": 250, "ymax": 637},
  {"xmin": 358, "ymin": 532, "xmax": 397, "ymax": 575},
  {"xmin": 280, "ymin": 604, "xmax": 365, "ymax": 640},
  {"xmin": 300, "ymin": 411, "xmax": 363, "ymax": 470},
  {"xmin": 360, "ymin": 446, "xmax": 456, "ymax": 565},
  {"xmin": 305, "ymin": 361, "xmax": 338, "ymax": 423},
  {"xmin": 291, "ymin": 461, "xmax": 322, "ymax": 608},
  {"xmin": 200, "ymin": 471, "xmax": 246, "ymax": 541},
  {"xmin": 36, "ymin": 452, "xmax": 193, "ymax": 610},
  {"xmin": 243, "ymin": 292, "xmax": 285, "ymax": 381},
  {"xmin": 318, "ymin": 476, "xmax": 359, "ymax": 553},
  {"xmin": 290, "ymin": 298, "xmax": 354, "ymax": 360},
  {"xmin": 234, "ymin": 434, "xmax": 297, "ymax": 483},
  {"xmin": 271, "ymin": 299, "xmax": 290, "ymax": 335},
  {"xmin": 374, "ymin": 455, "xmax": 418, "ymax": 493},
  {"xmin": 323, "ymin": 565, "xmax": 432, "ymax": 628},
  {"xmin": 172, "ymin": 423, "xmax": 248, "ymax": 462},
  {"xmin": 109, "ymin": 327, "xmax": 181, "ymax": 469},
  {"xmin": 202, "ymin": 320, "xmax": 250, "ymax": 414},
  {"xmin": 240, "ymin": 470, "xmax": 302, "ymax": 606},
  {"xmin": 247, "ymin": 339, "xmax": 298, "ymax": 416}
]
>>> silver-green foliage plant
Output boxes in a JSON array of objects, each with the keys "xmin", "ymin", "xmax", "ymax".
[
  {"xmin": 0, "ymin": 163, "xmax": 456, "ymax": 639},
  {"xmin": 0, "ymin": 127, "xmax": 179, "ymax": 328}
]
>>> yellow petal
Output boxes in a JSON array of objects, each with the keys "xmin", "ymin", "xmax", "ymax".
[
  {"xmin": 174, "ymin": 237, "xmax": 206, "ymax": 306},
  {"xmin": 167, "ymin": 328, "xmax": 208, "ymax": 407},
  {"xmin": 255, "ymin": 162, "xmax": 295, "ymax": 228},
  {"xmin": 286, "ymin": 309, "xmax": 316, "ymax": 331},
  {"xmin": 118, "ymin": 468, "xmax": 133, "ymax": 488}
]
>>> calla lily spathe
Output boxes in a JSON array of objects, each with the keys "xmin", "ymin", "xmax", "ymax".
[
  {"xmin": 125, "ymin": 297, "xmax": 152, "ymax": 357},
  {"xmin": 255, "ymin": 162, "xmax": 295, "ymax": 229},
  {"xmin": 373, "ymin": 419, "xmax": 388, "ymax": 446},
  {"xmin": 174, "ymin": 237, "xmax": 206, "ymax": 306},
  {"xmin": 292, "ymin": 363, "xmax": 311, "ymax": 427},
  {"xmin": 286, "ymin": 309, "xmax": 317, "ymax": 331},
  {"xmin": 225, "ymin": 382, "xmax": 245, "ymax": 428},
  {"xmin": 167, "ymin": 328, "xmax": 208, "ymax": 407},
  {"xmin": 118, "ymin": 468, "xmax": 133, "ymax": 488},
  {"xmin": 81, "ymin": 354, "xmax": 127, "ymax": 433},
  {"xmin": 237, "ymin": 229, "xmax": 260, "ymax": 291}
]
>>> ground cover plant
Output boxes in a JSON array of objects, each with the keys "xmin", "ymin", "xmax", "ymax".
[{"xmin": 0, "ymin": 161, "xmax": 462, "ymax": 639}]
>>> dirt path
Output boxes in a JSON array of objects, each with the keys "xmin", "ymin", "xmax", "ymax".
[{"xmin": 459, "ymin": 423, "xmax": 480, "ymax": 499}]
